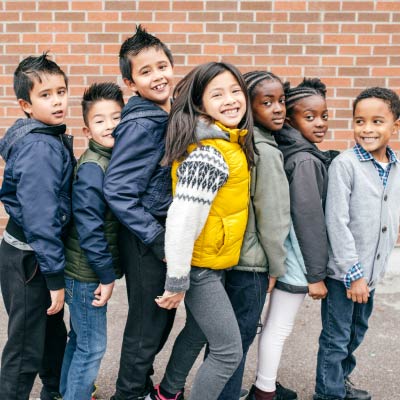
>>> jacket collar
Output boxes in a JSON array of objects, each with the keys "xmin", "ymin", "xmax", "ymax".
[{"xmin": 89, "ymin": 139, "xmax": 112, "ymax": 159}]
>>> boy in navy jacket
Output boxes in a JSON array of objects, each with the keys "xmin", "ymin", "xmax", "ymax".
[
  {"xmin": 60, "ymin": 82, "xmax": 124, "ymax": 400},
  {"xmin": 0, "ymin": 53, "xmax": 74, "ymax": 400},
  {"xmin": 103, "ymin": 25, "xmax": 176, "ymax": 400}
]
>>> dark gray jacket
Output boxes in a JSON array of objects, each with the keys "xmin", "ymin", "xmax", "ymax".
[{"xmin": 275, "ymin": 124, "xmax": 333, "ymax": 284}]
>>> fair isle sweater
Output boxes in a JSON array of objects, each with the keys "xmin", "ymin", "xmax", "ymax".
[{"xmin": 164, "ymin": 122, "xmax": 231, "ymax": 292}]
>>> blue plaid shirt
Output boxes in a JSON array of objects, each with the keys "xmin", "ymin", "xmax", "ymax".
[{"xmin": 344, "ymin": 144, "xmax": 399, "ymax": 288}]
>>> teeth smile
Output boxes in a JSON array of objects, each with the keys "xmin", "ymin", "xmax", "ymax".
[
  {"xmin": 222, "ymin": 109, "xmax": 238, "ymax": 115},
  {"xmin": 153, "ymin": 83, "xmax": 166, "ymax": 91}
]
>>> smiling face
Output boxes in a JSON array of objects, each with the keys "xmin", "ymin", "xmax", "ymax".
[
  {"xmin": 201, "ymin": 70, "xmax": 246, "ymax": 129},
  {"xmin": 287, "ymin": 94, "xmax": 328, "ymax": 143},
  {"xmin": 18, "ymin": 73, "xmax": 68, "ymax": 125},
  {"xmin": 125, "ymin": 47, "xmax": 173, "ymax": 113},
  {"xmin": 353, "ymin": 97, "xmax": 399, "ymax": 162},
  {"xmin": 252, "ymin": 79, "xmax": 286, "ymax": 132},
  {"xmin": 83, "ymin": 99, "xmax": 122, "ymax": 148}
]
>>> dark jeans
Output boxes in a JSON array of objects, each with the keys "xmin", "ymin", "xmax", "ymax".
[
  {"xmin": 114, "ymin": 227, "xmax": 176, "ymax": 400},
  {"xmin": 0, "ymin": 240, "xmax": 67, "ymax": 400},
  {"xmin": 314, "ymin": 278, "xmax": 374, "ymax": 400},
  {"xmin": 218, "ymin": 270, "xmax": 268, "ymax": 400}
]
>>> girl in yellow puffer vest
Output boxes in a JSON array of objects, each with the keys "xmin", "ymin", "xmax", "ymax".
[{"xmin": 151, "ymin": 62, "xmax": 254, "ymax": 400}]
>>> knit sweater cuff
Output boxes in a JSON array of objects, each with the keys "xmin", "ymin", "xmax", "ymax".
[{"xmin": 165, "ymin": 274, "xmax": 190, "ymax": 292}]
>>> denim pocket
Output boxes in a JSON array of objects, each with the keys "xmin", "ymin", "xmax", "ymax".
[{"xmin": 65, "ymin": 278, "xmax": 74, "ymax": 303}]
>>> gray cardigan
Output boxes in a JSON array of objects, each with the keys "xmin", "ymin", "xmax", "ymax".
[
  {"xmin": 234, "ymin": 125, "xmax": 291, "ymax": 276},
  {"xmin": 325, "ymin": 148, "xmax": 400, "ymax": 289}
]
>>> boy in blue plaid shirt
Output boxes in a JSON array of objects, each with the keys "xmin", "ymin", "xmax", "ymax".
[{"xmin": 314, "ymin": 87, "xmax": 400, "ymax": 400}]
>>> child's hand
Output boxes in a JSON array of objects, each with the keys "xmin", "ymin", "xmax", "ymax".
[
  {"xmin": 48, "ymin": 288, "xmax": 65, "ymax": 315},
  {"xmin": 267, "ymin": 277, "xmax": 277, "ymax": 293},
  {"xmin": 308, "ymin": 281, "xmax": 328, "ymax": 300},
  {"xmin": 347, "ymin": 278, "xmax": 369, "ymax": 303},
  {"xmin": 155, "ymin": 291, "xmax": 185, "ymax": 310},
  {"xmin": 92, "ymin": 282, "xmax": 115, "ymax": 307}
]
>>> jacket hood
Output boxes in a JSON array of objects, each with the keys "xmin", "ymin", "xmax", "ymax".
[
  {"xmin": 275, "ymin": 124, "xmax": 331, "ymax": 165},
  {"xmin": 195, "ymin": 119, "xmax": 230, "ymax": 142},
  {"xmin": 253, "ymin": 124, "xmax": 278, "ymax": 148},
  {"xmin": 121, "ymin": 95, "xmax": 169, "ymax": 121},
  {"xmin": 0, "ymin": 118, "xmax": 66, "ymax": 161}
]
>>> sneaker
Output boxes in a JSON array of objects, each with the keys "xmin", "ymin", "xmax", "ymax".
[
  {"xmin": 40, "ymin": 392, "xmax": 63, "ymax": 400},
  {"xmin": 146, "ymin": 384, "xmax": 184, "ymax": 400},
  {"xmin": 246, "ymin": 385, "xmax": 256, "ymax": 400},
  {"xmin": 345, "ymin": 378, "xmax": 371, "ymax": 400},
  {"xmin": 275, "ymin": 382, "xmax": 297, "ymax": 400},
  {"xmin": 92, "ymin": 383, "xmax": 98, "ymax": 399},
  {"xmin": 240, "ymin": 388, "xmax": 249, "ymax": 399}
]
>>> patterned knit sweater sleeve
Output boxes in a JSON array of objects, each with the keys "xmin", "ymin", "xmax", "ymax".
[{"xmin": 165, "ymin": 145, "xmax": 229, "ymax": 292}]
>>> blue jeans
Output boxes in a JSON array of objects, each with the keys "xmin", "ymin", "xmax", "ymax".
[
  {"xmin": 60, "ymin": 278, "xmax": 108, "ymax": 400},
  {"xmin": 218, "ymin": 270, "xmax": 268, "ymax": 400},
  {"xmin": 314, "ymin": 278, "xmax": 374, "ymax": 400}
]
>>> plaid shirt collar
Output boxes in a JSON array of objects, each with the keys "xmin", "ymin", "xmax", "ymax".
[{"xmin": 353, "ymin": 143, "xmax": 398, "ymax": 164}]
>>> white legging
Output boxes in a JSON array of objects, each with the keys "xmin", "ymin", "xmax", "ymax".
[{"xmin": 256, "ymin": 288, "xmax": 306, "ymax": 392}]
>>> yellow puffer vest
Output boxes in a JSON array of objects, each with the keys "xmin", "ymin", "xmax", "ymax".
[{"xmin": 172, "ymin": 135, "xmax": 250, "ymax": 270}]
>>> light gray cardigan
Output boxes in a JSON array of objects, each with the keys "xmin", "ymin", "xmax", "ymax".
[{"xmin": 325, "ymin": 148, "xmax": 400, "ymax": 289}]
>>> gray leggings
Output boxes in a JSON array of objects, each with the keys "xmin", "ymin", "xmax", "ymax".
[{"xmin": 161, "ymin": 267, "xmax": 243, "ymax": 400}]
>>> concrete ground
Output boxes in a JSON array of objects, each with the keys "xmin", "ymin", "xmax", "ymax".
[{"xmin": 1, "ymin": 249, "xmax": 399, "ymax": 400}]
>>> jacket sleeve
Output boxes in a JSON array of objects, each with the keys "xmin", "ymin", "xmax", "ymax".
[
  {"xmin": 325, "ymin": 158, "xmax": 360, "ymax": 278},
  {"xmin": 73, "ymin": 162, "xmax": 116, "ymax": 284},
  {"xmin": 288, "ymin": 158, "xmax": 328, "ymax": 283},
  {"xmin": 253, "ymin": 146, "xmax": 290, "ymax": 277},
  {"xmin": 13, "ymin": 140, "xmax": 66, "ymax": 290},
  {"xmin": 103, "ymin": 119, "xmax": 166, "ymax": 256}
]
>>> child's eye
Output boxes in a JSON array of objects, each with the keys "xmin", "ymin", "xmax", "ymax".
[
  {"xmin": 279, "ymin": 98, "xmax": 286, "ymax": 104},
  {"xmin": 323, "ymin": 114, "xmax": 329, "ymax": 121},
  {"xmin": 374, "ymin": 119, "xmax": 383, "ymax": 124},
  {"xmin": 141, "ymin": 69, "xmax": 150, "ymax": 75},
  {"xmin": 211, "ymin": 93, "xmax": 221, "ymax": 98},
  {"xmin": 263, "ymin": 101, "xmax": 272, "ymax": 107},
  {"xmin": 41, "ymin": 93, "xmax": 50, "ymax": 98},
  {"xmin": 95, "ymin": 120, "xmax": 104, "ymax": 124},
  {"xmin": 159, "ymin": 64, "xmax": 167, "ymax": 70},
  {"xmin": 306, "ymin": 115, "xmax": 314, "ymax": 121},
  {"xmin": 113, "ymin": 116, "xmax": 121, "ymax": 121},
  {"xmin": 355, "ymin": 119, "xmax": 363, "ymax": 125},
  {"xmin": 232, "ymin": 88, "xmax": 242, "ymax": 94},
  {"xmin": 58, "ymin": 89, "xmax": 66, "ymax": 96}
]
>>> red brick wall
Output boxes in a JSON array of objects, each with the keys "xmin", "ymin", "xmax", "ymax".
[{"xmin": 1, "ymin": 0, "xmax": 400, "ymax": 233}]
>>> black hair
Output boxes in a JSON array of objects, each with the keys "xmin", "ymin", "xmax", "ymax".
[
  {"xmin": 353, "ymin": 87, "xmax": 400, "ymax": 120},
  {"xmin": 119, "ymin": 24, "xmax": 174, "ymax": 83},
  {"xmin": 243, "ymin": 70, "xmax": 284, "ymax": 102},
  {"xmin": 81, "ymin": 82, "xmax": 125, "ymax": 126},
  {"xmin": 285, "ymin": 77, "xmax": 327, "ymax": 117},
  {"xmin": 13, "ymin": 52, "xmax": 68, "ymax": 117},
  {"xmin": 162, "ymin": 62, "xmax": 254, "ymax": 167}
]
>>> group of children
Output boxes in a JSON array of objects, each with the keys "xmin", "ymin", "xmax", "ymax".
[{"xmin": 0, "ymin": 24, "xmax": 400, "ymax": 400}]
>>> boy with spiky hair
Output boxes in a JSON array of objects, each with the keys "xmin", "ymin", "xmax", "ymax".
[
  {"xmin": 60, "ymin": 82, "xmax": 124, "ymax": 400},
  {"xmin": 0, "ymin": 53, "xmax": 74, "ymax": 400},
  {"xmin": 103, "ymin": 25, "xmax": 176, "ymax": 400}
]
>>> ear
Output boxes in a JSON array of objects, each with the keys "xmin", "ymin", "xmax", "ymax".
[
  {"xmin": 393, "ymin": 118, "xmax": 400, "ymax": 135},
  {"xmin": 18, "ymin": 98, "xmax": 32, "ymax": 116},
  {"xmin": 123, "ymin": 78, "xmax": 137, "ymax": 94},
  {"xmin": 82, "ymin": 126, "xmax": 92, "ymax": 139}
]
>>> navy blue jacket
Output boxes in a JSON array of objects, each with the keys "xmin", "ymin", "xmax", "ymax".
[
  {"xmin": 103, "ymin": 96, "xmax": 172, "ymax": 260},
  {"xmin": 0, "ymin": 118, "xmax": 75, "ymax": 290}
]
